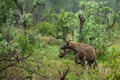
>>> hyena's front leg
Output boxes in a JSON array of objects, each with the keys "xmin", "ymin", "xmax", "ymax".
[
  {"xmin": 75, "ymin": 53, "xmax": 81, "ymax": 64},
  {"xmin": 79, "ymin": 51, "xmax": 86, "ymax": 68}
]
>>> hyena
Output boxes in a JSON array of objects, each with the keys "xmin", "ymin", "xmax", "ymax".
[{"xmin": 59, "ymin": 41, "xmax": 97, "ymax": 69}]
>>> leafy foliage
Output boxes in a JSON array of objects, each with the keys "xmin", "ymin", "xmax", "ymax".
[
  {"xmin": 19, "ymin": 13, "xmax": 33, "ymax": 27},
  {"xmin": 0, "ymin": 1, "xmax": 14, "ymax": 26},
  {"xmin": 74, "ymin": 1, "xmax": 119, "ymax": 55},
  {"xmin": 55, "ymin": 10, "xmax": 78, "ymax": 39}
]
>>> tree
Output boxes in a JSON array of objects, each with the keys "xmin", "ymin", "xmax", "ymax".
[
  {"xmin": 55, "ymin": 10, "xmax": 78, "ymax": 41},
  {"xmin": 75, "ymin": 0, "xmax": 118, "ymax": 54}
]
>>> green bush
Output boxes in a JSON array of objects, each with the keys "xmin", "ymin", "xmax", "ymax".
[
  {"xmin": 105, "ymin": 45, "xmax": 120, "ymax": 80},
  {"xmin": 36, "ymin": 22, "xmax": 56, "ymax": 37}
]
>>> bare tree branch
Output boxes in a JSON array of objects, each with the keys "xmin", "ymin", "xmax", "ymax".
[
  {"xmin": 59, "ymin": 67, "xmax": 70, "ymax": 80},
  {"xmin": 106, "ymin": 15, "xmax": 116, "ymax": 30},
  {"xmin": 12, "ymin": 0, "xmax": 23, "ymax": 15},
  {"xmin": 0, "ymin": 63, "xmax": 15, "ymax": 72}
]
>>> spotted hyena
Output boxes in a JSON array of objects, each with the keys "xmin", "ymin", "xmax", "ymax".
[{"xmin": 59, "ymin": 41, "xmax": 97, "ymax": 69}]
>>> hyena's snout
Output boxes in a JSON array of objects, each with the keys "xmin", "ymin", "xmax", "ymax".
[{"xmin": 59, "ymin": 50, "xmax": 66, "ymax": 58}]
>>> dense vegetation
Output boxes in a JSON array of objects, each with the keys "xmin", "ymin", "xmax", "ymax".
[{"xmin": 0, "ymin": 0, "xmax": 120, "ymax": 80}]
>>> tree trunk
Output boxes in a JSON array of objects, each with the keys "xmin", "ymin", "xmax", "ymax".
[
  {"xmin": 71, "ymin": 27, "xmax": 75, "ymax": 41},
  {"xmin": 78, "ymin": 14, "xmax": 85, "ymax": 42},
  {"xmin": 62, "ymin": 27, "xmax": 67, "ymax": 41}
]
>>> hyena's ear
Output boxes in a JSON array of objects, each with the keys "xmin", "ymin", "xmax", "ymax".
[{"xmin": 65, "ymin": 40, "xmax": 70, "ymax": 45}]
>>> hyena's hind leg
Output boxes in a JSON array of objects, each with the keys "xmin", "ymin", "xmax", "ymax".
[
  {"xmin": 93, "ymin": 60, "xmax": 97, "ymax": 69},
  {"xmin": 87, "ymin": 61, "xmax": 92, "ymax": 74}
]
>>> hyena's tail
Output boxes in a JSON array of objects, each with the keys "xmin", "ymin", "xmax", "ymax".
[{"xmin": 94, "ymin": 47, "xmax": 98, "ymax": 54}]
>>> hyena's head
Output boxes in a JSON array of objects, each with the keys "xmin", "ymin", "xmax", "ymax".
[
  {"xmin": 59, "ymin": 41, "xmax": 73, "ymax": 58},
  {"xmin": 60, "ymin": 41, "xmax": 72, "ymax": 50},
  {"xmin": 59, "ymin": 49, "xmax": 67, "ymax": 58}
]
